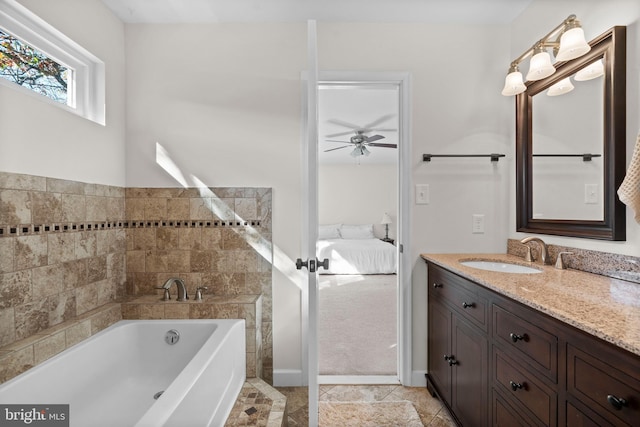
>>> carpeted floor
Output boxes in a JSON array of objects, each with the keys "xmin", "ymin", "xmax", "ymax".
[{"xmin": 318, "ymin": 274, "xmax": 397, "ymax": 376}]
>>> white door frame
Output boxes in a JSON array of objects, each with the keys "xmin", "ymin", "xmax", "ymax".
[{"xmin": 301, "ymin": 70, "xmax": 412, "ymax": 390}]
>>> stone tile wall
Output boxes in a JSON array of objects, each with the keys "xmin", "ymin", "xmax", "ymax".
[
  {"xmin": 0, "ymin": 172, "xmax": 126, "ymax": 349},
  {"xmin": 0, "ymin": 172, "xmax": 274, "ymax": 384},
  {"xmin": 124, "ymin": 187, "xmax": 273, "ymax": 383}
]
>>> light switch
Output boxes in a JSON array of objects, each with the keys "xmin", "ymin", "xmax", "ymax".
[
  {"xmin": 416, "ymin": 184, "xmax": 429, "ymax": 204},
  {"xmin": 472, "ymin": 214, "xmax": 485, "ymax": 234}
]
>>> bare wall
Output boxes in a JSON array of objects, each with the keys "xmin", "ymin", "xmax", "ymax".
[{"xmin": 1, "ymin": 0, "xmax": 126, "ymax": 187}]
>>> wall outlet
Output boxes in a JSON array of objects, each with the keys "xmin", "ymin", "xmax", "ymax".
[
  {"xmin": 472, "ymin": 214, "xmax": 485, "ymax": 234},
  {"xmin": 585, "ymin": 184, "xmax": 598, "ymax": 204},
  {"xmin": 416, "ymin": 184, "xmax": 429, "ymax": 204}
]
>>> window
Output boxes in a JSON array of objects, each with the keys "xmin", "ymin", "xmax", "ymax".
[
  {"xmin": 0, "ymin": 0, "xmax": 105, "ymax": 125},
  {"xmin": 0, "ymin": 29, "xmax": 71, "ymax": 105}
]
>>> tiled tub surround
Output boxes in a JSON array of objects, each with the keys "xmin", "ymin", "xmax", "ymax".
[
  {"xmin": 122, "ymin": 294, "xmax": 263, "ymax": 378},
  {"xmin": 0, "ymin": 172, "xmax": 127, "ymax": 350},
  {"xmin": 125, "ymin": 187, "xmax": 273, "ymax": 383},
  {"xmin": 422, "ymin": 253, "xmax": 640, "ymax": 356},
  {"xmin": 0, "ymin": 303, "xmax": 122, "ymax": 382},
  {"xmin": 1, "ymin": 172, "xmax": 274, "ymax": 384}
]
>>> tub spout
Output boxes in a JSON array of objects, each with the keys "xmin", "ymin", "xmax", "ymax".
[{"xmin": 162, "ymin": 278, "xmax": 188, "ymax": 301}]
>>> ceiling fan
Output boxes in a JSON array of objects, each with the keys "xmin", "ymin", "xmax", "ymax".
[
  {"xmin": 324, "ymin": 130, "xmax": 397, "ymax": 157},
  {"xmin": 323, "ymin": 114, "xmax": 398, "ymax": 157}
]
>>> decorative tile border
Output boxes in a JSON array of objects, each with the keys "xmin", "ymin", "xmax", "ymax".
[{"xmin": 0, "ymin": 219, "xmax": 263, "ymax": 237}]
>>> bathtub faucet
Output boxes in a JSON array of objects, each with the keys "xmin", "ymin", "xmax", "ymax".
[{"xmin": 162, "ymin": 278, "xmax": 189, "ymax": 301}]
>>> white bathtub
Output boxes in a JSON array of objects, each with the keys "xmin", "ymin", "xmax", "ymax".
[{"xmin": 0, "ymin": 319, "xmax": 246, "ymax": 427}]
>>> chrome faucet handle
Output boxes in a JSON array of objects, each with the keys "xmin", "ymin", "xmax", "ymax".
[
  {"xmin": 195, "ymin": 286, "xmax": 209, "ymax": 301},
  {"xmin": 155, "ymin": 286, "xmax": 171, "ymax": 301},
  {"xmin": 555, "ymin": 252, "xmax": 573, "ymax": 270}
]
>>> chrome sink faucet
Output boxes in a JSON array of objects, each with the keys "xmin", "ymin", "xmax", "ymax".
[
  {"xmin": 520, "ymin": 237, "xmax": 550, "ymax": 265},
  {"xmin": 162, "ymin": 278, "xmax": 189, "ymax": 301}
]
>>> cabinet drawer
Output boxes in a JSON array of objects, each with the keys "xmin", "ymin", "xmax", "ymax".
[
  {"xmin": 492, "ymin": 389, "xmax": 533, "ymax": 427},
  {"xmin": 494, "ymin": 348, "xmax": 557, "ymax": 426},
  {"xmin": 493, "ymin": 304, "xmax": 558, "ymax": 381},
  {"xmin": 566, "ymin": 399, "xmax": 614, "ymax": 427},
  {"xmin": 568, "ymin": 344, "xmax": 640, "ymax": 426},
  {"xmin": 429, "ymin": 264, "xmax": 488, "ymax": 331}
]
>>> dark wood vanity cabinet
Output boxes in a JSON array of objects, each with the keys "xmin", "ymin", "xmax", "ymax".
[
  {"xmin": 428, "ymin": 263, "xmax": 489, "ymax": 426},
  {"xmin": 426, "ymin": 261, "xmax": 640, "ymax": 427}
]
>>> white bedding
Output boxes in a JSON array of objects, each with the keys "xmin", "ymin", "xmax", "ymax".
[{"xmin": 316, "ymin": 238, "xmax": 397, "ymax": 274}]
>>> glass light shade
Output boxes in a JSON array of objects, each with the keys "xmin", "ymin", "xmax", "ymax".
[
  {"xmin": 556, "ymin": 27, "xmax": 591, "ymax": 61},
  {"xmin": 381, "ymin": 212, "xmax": 392, "ymax": 225},
  {"xmin": 526, "ymin": 51, "xmax": 556, "ymax": 81},
  {"xmin": 575, "ymin": 59, "xmax": 604, "ymax": 81},
  {"xmin": 547, "ymin": 77, "xmax": 574, "ymax": 96},
  {"xmin": 350, "ymin": 145, "xmax": 370, "ymax": 157},
  {"xmin": 501, "ymin": 71, "xmax": 526, "ymax": 96}
]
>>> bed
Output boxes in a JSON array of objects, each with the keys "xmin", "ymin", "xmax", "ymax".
[{"xmin": 317, "ymin": 224, "xmax": 397, "ymax": 275}]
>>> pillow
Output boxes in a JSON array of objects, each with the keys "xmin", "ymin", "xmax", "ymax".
[
  {"xmin": 319, "ymin": 224, "xmax": 341, "ymax": 239},
  {"xmin": 340, "ymin": 224, "xmax": 374, "ymax": 239}
]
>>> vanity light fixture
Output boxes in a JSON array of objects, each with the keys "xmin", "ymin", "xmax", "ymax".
[
  {"xmin": 501, "ymin": 14, "xmax": 591, "ymax": 96},
  {"xmin": 574, "ymin": 59, "xmax": 604, "ymax": 81},
  {"xmin": 547, "ymin": 77, "xmax": 575, "ymax": 96}
]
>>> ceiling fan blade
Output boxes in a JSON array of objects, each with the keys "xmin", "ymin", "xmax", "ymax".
[
  {"xmin": 325, "ymin": 130, "xmax": 357, "ymax": 138},
  {"xmin": 325, "ymin": 139, "xmax": 356, "ymax": 144},
  {"xmin": 327, "ymin": 119, "xmax": 362, "ymax": 130},
  {"xmin": 362, "ymin": 114, "xmax": 395, "ymax": 130},
  {"xmin": 364, "ymin": 134, "xmax": 385, "ymax": 143},
  {"xmin": 324, "ymin": 145, "xmax": 352, "ymax": 152},
  {"xmin": 368, "ymin": 128, "xmax": 397, "ymax": 133},
  {"xmin": 367, "ymin": 143, "xmax": 398, "ymax": 148}
]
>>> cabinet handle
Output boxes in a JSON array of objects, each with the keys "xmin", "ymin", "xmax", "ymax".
[
  {"xmin": 462, "ymin": 302, "xmax": 475, "ymax": 309},
  {"xmin": 433, "ymin": 283, "xmax": 443, "ymax": 288},
  {"xmin": 607, "ymin": 395, "xmax": 628, "ymax": 410},
  {"xmin": 510, "ymin": 381, "xmax": 524, "ymax": 391},
  {"xmin": 448, "ymin": 358, "xmax": 458, "ymax": 366},
  {"xmin": 444, "ymin": 354, "xmax": 451, "ymax": 361},
  {"xmin": 510, "ymin": 333, "xmax": 527, "ymax": 342}
]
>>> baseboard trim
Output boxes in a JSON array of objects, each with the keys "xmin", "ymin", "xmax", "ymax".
[
  {"xmin": 273, "ymin": 369, "xmax": 304, "ymax": 387},
  {"xmin": 411, "ymin": 370, "xmax": 427, "ymax": 387},
  {"xmin": 319, "ymin": 375, "xmax": 400, "ymax": 385}
]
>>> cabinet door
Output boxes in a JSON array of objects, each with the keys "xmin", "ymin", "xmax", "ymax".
[
  {"xmin": 452, "ymin": 315, "xmax": 488, "ymax": 426},
  {"xmin": 428, "ymin": 298, "xmax": 452, "ymax": 403}
]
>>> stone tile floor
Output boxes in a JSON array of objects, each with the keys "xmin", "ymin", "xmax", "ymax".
[{"xmin": 275, "ymin": 384, "xmax": 456, "ymax": 426}]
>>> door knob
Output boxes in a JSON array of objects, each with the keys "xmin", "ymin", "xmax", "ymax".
[
  {"xmin": 316, "ymin": 258, "xmax": 329, "ymax": 270},
  {"xmin": 295, "ymin": 258, "xmax": 317, "ymax": 272}
]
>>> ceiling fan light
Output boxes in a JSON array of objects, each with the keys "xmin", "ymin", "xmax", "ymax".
[
  {"xmin": 547, "ymin": 77, "xmax": 575, "ymax": 96},
  {"xmin": 575, "ymin": 59, "xmax": 604, "ymax": 81},
  {"xmin": 556, "ymin": 27, "xmax": 591, "ymax": 61},
  {"xmin": 501, "ymin": 70, "xmax": 526, "ymax": 96},
  {"xmin": 526, "ymin": 50, "xmax": 556, "ymax": 81}
]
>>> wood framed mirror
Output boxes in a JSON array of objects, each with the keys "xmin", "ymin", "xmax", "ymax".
[{"xmin": 516, "ymin": 26, "xmax": 626, "ymax": 240}]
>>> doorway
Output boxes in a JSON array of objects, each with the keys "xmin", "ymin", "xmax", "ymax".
[
  {"xmin": 303, "ymin": 72, "xmax": 412, "ymax": 390},
  {"xmin": 317, "ymin": 82, "xmax": 400, "ymax": 384}
]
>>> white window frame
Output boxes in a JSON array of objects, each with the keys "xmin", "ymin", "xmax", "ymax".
[{"xmin": 0, "ymin": 0, "xmax": 105, "ymax": 125}]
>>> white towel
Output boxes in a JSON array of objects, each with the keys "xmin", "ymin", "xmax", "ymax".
[{"xmin": 618, "ymin": 133, "xmax": 640, "ymax": 223}]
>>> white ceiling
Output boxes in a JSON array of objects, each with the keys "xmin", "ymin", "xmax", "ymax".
[
  {"xmin": 100, "ymin": 0, "xmax": 533, "ymax": 164},
  {"xmin": 100, "ymin": 0, "xmax": 532, "ymax": 24},
  {"xmin": 319, "ymin": 85, "xmax": 399, "ymax": 165}
]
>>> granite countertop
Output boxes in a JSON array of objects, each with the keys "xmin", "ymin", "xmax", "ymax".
[{"xmin": 421, "ymin": 253, "xmax": 640, "ymax": 357}]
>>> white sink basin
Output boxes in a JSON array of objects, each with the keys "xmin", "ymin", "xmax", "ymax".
[{"xmin": 460, "ymin": 260, "xmax": 542, "ymax": 274}]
